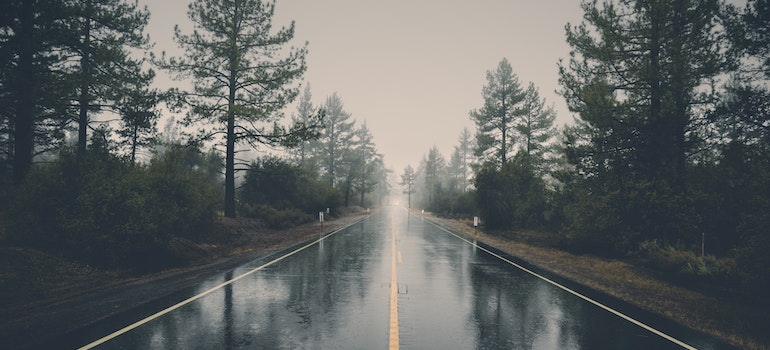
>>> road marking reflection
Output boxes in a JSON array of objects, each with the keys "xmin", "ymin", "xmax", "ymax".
[{"xmin": 389, "ymin": 217, "xmax": 400, "ymax": 350}]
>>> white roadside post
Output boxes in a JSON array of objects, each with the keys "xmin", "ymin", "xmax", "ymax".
[{"xmin": 319, "ymin": 211, "xmax": 324, "ymax": 228}]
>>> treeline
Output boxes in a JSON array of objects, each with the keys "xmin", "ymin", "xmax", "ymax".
[
  {"xmin": 0, "ymin": 0, "xmax": 385, "ymax": 269},
  {"xmin": 241, "ymin": 87, "xmax": 389, "ymax": 228},
  {"xmin": 405, "ymin": 0, "xmax": 770, "ymax": 304}
]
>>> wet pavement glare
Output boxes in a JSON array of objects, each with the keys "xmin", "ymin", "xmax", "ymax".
[{"xmin": 81, "ymin": 206, "xmax": 731, "ymax": 349}]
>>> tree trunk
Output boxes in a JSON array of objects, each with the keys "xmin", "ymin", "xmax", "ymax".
[
  {"xmin": 12, "ymin": 0, "xmax": 35, "ymax": 185},
  {"xmin": 224, "ymin": 88, "xmax": 237, "ymax": 218},
  {"xmin": 130, "ymin": 123, "xmax": 139, "ymax": 164},
  {"xmin": 78, "ymin": 1, "xmax": 93, "ymax": 154}
]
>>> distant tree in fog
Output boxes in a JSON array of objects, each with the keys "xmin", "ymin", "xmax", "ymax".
[
  {"xmin": 400, "ymin": 165, "xmax": 416, "ymax": 208},
  {"xmin": 423, "ymin": 145, "xmax": 445, "ymax": 207},
  {"xmin": 351, "ymin": 122, "xmax": 381, "ymax": 207},
  {"xmin": 290, "ymin": 84, "xmax": 319, "ymax": 167},
  {"xmin": 313, "ymin": 93, "xmax": 355, "ymax": 188},
  {"xmin": 447, "ymin": 128, "xmax": 474, "ymax": 192}
]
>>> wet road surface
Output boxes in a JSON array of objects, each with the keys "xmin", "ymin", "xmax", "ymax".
[{"xmin": 71, "ymin": 206, "xmax": 733, "ymax": 349}]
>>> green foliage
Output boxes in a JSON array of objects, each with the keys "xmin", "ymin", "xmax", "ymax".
[
  {"xmin": 555, "ymin": 0, "xmax": 732, "ymax": 257},
  {"xmin": 160, "ymin": 0, "xmax": 315, "ymax": 218},
  {"xmin": 241, "ymin": 205, "xmax": 313, "ymax": 230},
  {"xmin": 470, "ymin": 58, "xmax": 526, "ymax": 167},
  {"xmin": 6, "ymin": 146, "xmax": 221, "ymax": 270},
  {"xmin": 635, "ymin": 241, "xmax": 737, "ymax": 285},
  {"xmin": 474, "ymin": 152, "xmax": 546, "ymax": 230},
  {"xmin": 429, "ymin": 188, "xmax": 476, "ymax": 218},
  {"xmin": 311, "ymin": 93, "xmax": 356, "ymax": 188},
  {"xmin": 240, "ymin": 157, "xmax": 340, "ymax": 228}
]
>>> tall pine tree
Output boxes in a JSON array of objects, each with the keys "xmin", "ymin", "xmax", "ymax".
[
  {"xmin": 66, "ymin": 0, "xmax": 154, "ymax": 154},
  {"xmin": 161, "ymin": 0, "xmax": 319, "ymax": 218},
  {"xmin": 471, "ymin": 58, "xmax": 526, "ymax": 168},
  {"xmin": 312, "ymin": 93, "xmax": 355, "ymax": 188},
  {"xmin": 559, "ymin": 0, "xmax": 729, "ymax": 248},
  {"xmin": 517, "ymin": 82, "xmax": 557, "ymax": 175},
  {"xmin": 1, "ymin": 0, "xmax": 72, "ymax": 185},
  {"xmin": 559, "ymin": 0, "xmax": 727, "ymax": 189}
]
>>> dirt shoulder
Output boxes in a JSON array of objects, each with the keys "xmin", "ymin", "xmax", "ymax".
[
  {"xmin": 0, "ymin": 208, "xmax": 371, "ymax": 349},
  {"xmin": 422, "ymin": 211, "xmax": 764, "ymax": 350}
]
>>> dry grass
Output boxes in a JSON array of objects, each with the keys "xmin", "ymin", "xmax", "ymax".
[{"xmin": 423, "ymin": 212, "xmax": 767, "ymax": 350}]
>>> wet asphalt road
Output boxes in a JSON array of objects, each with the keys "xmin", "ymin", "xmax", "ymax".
[{"xmin": 71, "ymin": 206, "xmax": 733, "ymax": 349}]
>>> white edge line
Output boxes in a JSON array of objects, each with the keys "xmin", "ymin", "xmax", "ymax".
[
  {"xmin": 77, "ymin": 219, "xmax": 364, "ymax": 350},
  {"xmin": 424, "ymin": 218, "xmax": 698, "ymax": 350}
]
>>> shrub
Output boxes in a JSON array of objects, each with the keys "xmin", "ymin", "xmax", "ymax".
[
  {"xmin": 258, "ymin": 205, "xmax": 313, "ymax": 230},
  {"xmin": 475, "ymin": 153, "xmax": 547, "ymax": 229},
  {"xmin": 635, "ymin": 240, "xmax": 737, "ymax": 285},
  {"xmin": 240, "ymin": 157, "xmax": 341, "ymax": 227},
  {"xmin": 7, "ymin": 147, "xmax": 221, "ymax": 270}
]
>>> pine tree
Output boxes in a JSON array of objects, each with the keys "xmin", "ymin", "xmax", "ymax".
[
  {"xmin": 352, "ymin": 122, "xmax": 380, "ymax": 207},
  {"xmin": 423, "ymin": 145, "xmax": 445, "ymax": 207},
  {"xmin": 558, "ymin": 0, "xmax": 729, "ymax": 248},
  {"xmin": 517, "ymin": 82, "xmax": 557, "ymax": 175},
  {"xmin": 290, "ymin": 84, "xmax": 317, "ymax": 166},
  {"xmin": 0, "ymin": 0, "xmax": 72, "ymax": 185},
  {"xmin": 446, "ymin": 128, "xmax": 474, "ymax": 193},
  {"xmin": 313, "ymin": 93, "xmax": 355, "ymax": 188},
  {"xmin": 66, "ymin": 0, "xmax": 154, "ymax": 154},
  {"xmin": 116, "ymin": 82, "xmax": 162, "ymax": 163},
  {"xmin": 559, "ymin": 0, "xmax": 727, "ymax": 188},
  {"xmin": 161, "ymin": 0, "xmax": 319, "ymax": 217},
  {"xmin": 470, "ymin": 58, "xmax": 525, "ymax": 168},
  {"xmin": 400, "ymin": 165, "xmax": 416, "ymax": 208}
]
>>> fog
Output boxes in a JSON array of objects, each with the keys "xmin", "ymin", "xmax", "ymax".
[{"xmin": 139, "ymin": 0, "xmax": 585, "ymax": 172}]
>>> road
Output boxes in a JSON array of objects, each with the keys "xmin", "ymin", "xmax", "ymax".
[{"xmin": 66, "ymin": 206, "xmax": 732, "ymax": 349}]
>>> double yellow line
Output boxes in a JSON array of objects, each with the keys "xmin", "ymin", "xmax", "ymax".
[{"xmin": 389, "ymin": 217, "xmax": 400, "ymax": 350}]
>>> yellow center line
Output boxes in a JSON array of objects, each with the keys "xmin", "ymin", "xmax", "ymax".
[{"xmin": 389, "ymin": 220, "xmax": 399, "ymax": 349}]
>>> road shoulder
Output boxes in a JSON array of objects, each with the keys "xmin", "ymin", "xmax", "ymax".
[
  {"xmin": 0, "ymin": 209, "xmax": 372, "ymax": 349},
  {"xmin": 419, "ymin": 211, "xmax": 761, "ymax": 350}
]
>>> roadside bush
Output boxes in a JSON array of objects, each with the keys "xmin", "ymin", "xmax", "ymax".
[
  {"xmin": 635, "ymin": 240, "xmax": 737, "ymax": 285},
  {"xmin": 257, "ymin": 205, "xmax": 313, "ymax": 230},
  {"xmin": 427, "ymin": 189, "xmax": 477, "ymax": 219},
  {"xmin": 475, "ymin": 153, "xmax": 547, "ymax": 230},
  {"xmin": 240, "ymin": 157, "xmax": 340, "ymax": 228},
  {"xmin": 7, "ymin": 146, "xmax": 221, "ymax": 270}
]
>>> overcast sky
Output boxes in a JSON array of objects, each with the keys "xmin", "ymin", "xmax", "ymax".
[{"xmin": 139, "ymin": 0, "xmax": 585, "ymax": 173}]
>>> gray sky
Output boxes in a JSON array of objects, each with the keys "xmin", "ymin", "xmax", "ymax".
[{"xmin": 140, "ymin": 0, "xmax": 585, "ymax": 173}]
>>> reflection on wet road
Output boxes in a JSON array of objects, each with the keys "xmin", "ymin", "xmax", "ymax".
[{"xmin": 77, "ymin": 207, "xmax": 731, "ymax": 349}]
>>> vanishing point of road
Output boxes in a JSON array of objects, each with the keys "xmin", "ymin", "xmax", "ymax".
[{"xmin": 62, "ymin": 206, "xmax": 732, "ymax": 349}]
